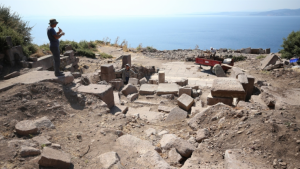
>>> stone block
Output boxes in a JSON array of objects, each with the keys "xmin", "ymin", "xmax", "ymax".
[
  {"xmin": 179, "ymin": 87, "xmax": 192, "ymax": 97},
  {"xmin": 207, "ymin": 92, "xmax": 233, "ymax": 106},
  {"xmin": 139, "ymin": 77, "xmax": 147, "ymax": 84},
  {"xmin": 260, "ymin": 54, "xmax": 280, "ymax": 70},
  {"xmin": 38, "ymin": 147, "xmax": 71, "ymax": 169},
  {"xmin": 4, "ymin": 71, "xmax": 20, "ymax": 79},
  {"xmin": 98, "ymin": 152, "xmax": 120, "ymax": 169},
  {"xmin": 114, "ymin": 92, "xmax": 120, "ymax": 105},
  {"xmin": 32, "ymin": 136, "xmax": 51, "ymax": 146},
  {"xmin": 6, "ymin": 46, "xmax": 26, "ymax": 66},
  {"xmin": 139, "ymin": 84, "xmax": 158, "ymax": 95},
  {"xmin": 175, "ymin": 78, "xmax": 188, "ymax": 87},
  {"xmin": 31, "ymin": 55, "xmax": 54, "ymax": 70},
  {"xmin": 77, "ymin": 84, "xmax": 115, "ymax": 108},
  {"xmin": 177, "ymin": 94, "xmax": 194, "ymax": 111},
  {"xmin": 158, "ymin": 105, "xmax": 174, "ymax": 113},
  {"xmin": 165, "ymin": 107, "xmax": 187, "ymax": 122},
  {"xmin": 128, "ymin": 78, "xmax": 139, "ymax": 85},
  {"xmin": 121, "ymin": 84, "xmax": 138, "ymax": 96},
  {"xmin": 101, "ymin": 64, "xmax": 115, "ymax": 82},
  {"xmin": 157, "ymin": 83, "xmax": 179, "ymax": 96},
  {"xmin": 121, "ymin": 54, "xmax": 131, "ymax": 68},
  {"xmin": 81, "ymin": 73, "xmax": 100, "ymax": 84},
  {"xmin": 196, "ymin": 128, "xmax": 209, "ymax": 142},
  {"xmin": 211, "ymin": 78, "xmax": 246, "ymax": 101},
  {"xmin": 158, "ymin": 71, "xmax": 165, "ymax": 83},
  {"xmin": 20, "ymin": 146, "xmax": 41, "ymax": 157},
  {"xmin": 109, "ymin": 79, "xmax": 124, "ymax": 90},
  {"xmin": 15, "ymin": 120, "xmax": 38, "ymax": 136},
  {"xmin": 231, "ymin": 67, "xmax": 244, "ymax": 78},
  {"xmin": 212, "ymin": 64, "xmax": 226, "ymax": 77},
  {"xmin": 127, "ymin": 93, "xmax": 139, "ymax": 102},
  {"xmin": 246, "ymin": 75, "xmax": 255, "ymax": 101}
]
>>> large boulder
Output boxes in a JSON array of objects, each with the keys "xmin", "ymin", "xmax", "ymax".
[
  {"xmin": 212, "ymin": 64, "xmax": 226, "ymax": 77},
  {"xmin": 121, "ymin": 84, "xmax": 138, "ymax": 96}
]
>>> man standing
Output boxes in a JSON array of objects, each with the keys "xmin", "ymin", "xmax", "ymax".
[
  {"xmin": 47, "ymin": 19, "xmax": 65, "ymax": 76},
  {"xmin": 116, "ymin": 64, "xmax": 137, "ymax": 84}
]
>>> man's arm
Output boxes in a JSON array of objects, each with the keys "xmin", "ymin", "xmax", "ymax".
[
  {"xmin": 130, "ymin": 69, "xmax": 137, "ymax": 74},
  {"xmin": 116, "ymin": 68, "xmax": 125, "ymax": 73},
  {"xmin": 51, "ymin": 28, "xmax": 64, "ymax": 40},
  {"xmin": 53, "ymin": 32, "xmax": 65, "ymax": 40}
]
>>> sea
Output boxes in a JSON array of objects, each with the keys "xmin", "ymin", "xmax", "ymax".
[{"xmin": 25, "ymin": 15, "xmax": 300, "ymax": 53}]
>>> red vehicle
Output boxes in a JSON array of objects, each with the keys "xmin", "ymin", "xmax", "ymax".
[{"xmin": 195, "ymin": 57, "xmax": 234, "ymax": 73}]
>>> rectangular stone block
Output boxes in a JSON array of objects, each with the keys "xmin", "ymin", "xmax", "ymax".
[
  {"xmin": 128, "ymin": 78, "xmax": 139, "ymax": 85},
  {"xmin": 260, "ymin": 54, "xmax": 280, "ymax": 70},
  {"xmin": 31, "ymin": 55, "xmax": 54, "ymax": 70},
  {"xmin": 101, "ymin": 73, "xmax": 116, "ymax": 82},
  {"xmin": 179, "ymin": 87, "xmax": 192, "ymax": 97},
  {"xmin": 157, "ymin": 83, "xmax": 179, "ymax": 96},
  {"xmin": 177, "ymin": 93, "xmax": 194, "ymax": 111},
  {"xmin": 158, "ymin": 71, "xmax": 165, "ymax": 83},
  {"xmin": 231, "ymin": 67, "xmax": 244, "ymax": 79},
  {"xmin": 211, "ymin": 78, "xmax": 246, "ymax": 101},
  {"xmin": 122, "ymin": 54, "xmax": 131, "ymax": 68},
  {"xmin": 77, "ymin": 84, "xmax": 115, "ymax": 108},
  {"xmin": 114, "ymin": 92, "xmax": 120, "ymax": 105},
  {"xmin": 109, "ymin": 79, "xmax": 124, "ymax": 91},
  {"xmin": 5, "ymin": 46, "xmax": 26, "ymax": 66},
  {"xmin": 207, "ymin": 93, "xmax": 233, "ymax": 106},
  {"xmin": 139, "ymin": 84, "xmax": 158, "ymax": 95},
  {"xmin": 246, "ymin": 75, "xmax": 255, "ymax": 101}
]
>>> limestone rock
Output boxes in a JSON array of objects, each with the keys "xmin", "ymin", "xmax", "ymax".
[
  {"xmin": 145, "ymin": 128, "xmax": 157, "ymax": 137},
  {"xmin": 20, "ymin": 146, "xmax": 41, "ymax": 157},
  {"xmin": 165, "ymin": 107, "xmax": 187, "ymax": 122},
  {"xmin": 168, "ymin": 148, "xmax": 182, "ymax": 165},
  {"xmin": 116, "ymin": 135, "xmax": 155, "ymax": 155},
  {"xmin": 139, "ymin": 77, "xmax": 148, "ymax": 85},
  {"xmin": 212, "ymin": 64, "xmax": 226, "ymax": 77},
  {"xmin": 121, "ymin": 84, "xmax": 138, "ymax": 96},
  {"xmin": 139, "ymin": 84, "xmax": 158, "ymax": 95},
  {"xmin": 160, "ymin": 134, "xmax": 178, "ymax": 150},
  {"xmin": 211, "ymin": 78, "xmax": 246, "ymax": 101},
  {"xmin": 38, "ymin": 147, "xmax": 71, "ymax": 169},
  {"xmin": 34, "ymin": 116, "xmax": 55, "ymax": 129},
  {"xmin": 136, "ymin": 151, "xmax": 173, "ymax": 169},
  {"xmin": 15, "ymin": 120, "xmax": 38, "ymax": 136},
  {"xmin": 177, "ymin": 94, "xmax": 194, "ymax": 111},
  {"xmin": 127, "ymin": 93, "xmax": 139, "ymax": 102},
  {"xmin": 196, "ymin": 128, "xmax": 210, "ymax": 142},
  {"xmin": 32, "ymin": 136, "xmax": 51, "ymax": 146},
  {"xmin": 98, "ymin": 151, "xmax": 120, "ymax": 169},
  {"xmin": 158, "ymin": 105, "xmax": 174, "ymax": 113}
]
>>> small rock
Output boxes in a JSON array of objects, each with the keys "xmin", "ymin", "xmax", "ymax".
[
  {"xmin": 158, "ymin": 130, "xmax": 168, "ymax": 136},
  {"xmin": 20, "ymin": 146, "xmax": 41, "ymax": 157},
  {"xmin": 145, "ymin": 128, "xmax": 157, "ymax": 137},
  {"xmin": 15, "ymin": 120, "xmax": 38, "ymax": 136},
  {"xmin": 168, "ymin": 148, "xmax": 182, "ymax": 165},
  {"xmin": 51, "ymin": 143, "xmax": 61, "ymax": 149},
  {"xmin": 98, "ymin": 151, "xmax": 120, "ymax": 169},
  {"xmin": 196, "ymin": 128, "xmax": 209, "ymax": 142},
  {"xmin": 32, "ymin": 136, "xmax": 51, "ymax": 146},
  {"xmin": 38, "ymin": 147, "xmax": 71, "ymax": 168}
]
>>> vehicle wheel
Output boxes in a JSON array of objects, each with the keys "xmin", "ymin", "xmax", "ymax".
[{"xmin": 210, "ymin": 66, "xmax": 215, "ymax": 75}]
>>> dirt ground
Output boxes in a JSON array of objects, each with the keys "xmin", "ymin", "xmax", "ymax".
[{"xmin": 0, "ymin": 47, "xmax": 300, "ymax": 169}]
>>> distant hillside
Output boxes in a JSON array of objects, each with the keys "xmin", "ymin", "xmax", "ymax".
[{"xmin": 252, "ymin": 8, "xmax": 300, "ymax": 16}]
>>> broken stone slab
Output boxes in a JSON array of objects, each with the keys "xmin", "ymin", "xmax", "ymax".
[
  {"xmin": 0, "ymin": 71, "xmax": 74, "ymax": 92},
  {"xmin": 8, "ymin": 139, "xmax": 38, "ymax": 149},
  {"xmin": 158, "ymin": 71, "xmax": 165, "ymax": 83},
  {"xmin": 34, "ymin": 116, "xmax": 55, "ymax": 129},
  {"xmin": 31, "ymin": 55, "xmax": 54, "ymax": 70},
  {"xmin": 32, "ymin": 136, "xmax": 51, "ymax": 146},
  {"xmin": 77, "ymin": 84, "xmax": 114, "ymax": 108},
  {"xmin": 110, "ymin": 105, "xmax": 128, "ymax": 115},
  {"xmin": 127, "ymin": 93, "xmax": 138, "ymax": 102},
  {"xmin": 168, "ymin": 148, "xmax": 182, "ymax": 165},
  {"xmin": 179, "ymin": 87, "xmax": 192, "ymax": 97},
  {"xmin": 114, "ymin": 92, "xmax": 120, "ymax": 105},
  {"xmin": 109, "ymin": 79, "xmax": 124, "ymax": 91},
  {"xmin": 38, "ymin": 147, "xmax": 71, "ymax": 169},
  {"xmin": 139, "ymin": 84, "xmax": 158, "ymax": 95},
  {"xmin": 177, "ymin": 94, "xmax": 194, "ymax": 111},
  {"xmin": 212, "ymin": 64, "xmax": 226, "ymax": 77},
  {"xmin": 15, "ymin": 120, "xmax": 38, "ymax": 136},
  {"xmin": 121, "ymin": 84, "xmax": 138, "ymax": 96},
  {"xmin": 127, "ymin": 107, "xmax": 163, "ymax": 123},
  {"xmin": 4, "ymin": 71, "xmax": 20, "ymax": 80},
  {"xmin": 81, "ymin": 72, "xmax": 100, "ymax": 84},
  {"xmin": 207, "ymin": 92, "xmax": 233, "ymax": 106},
  {"xmin": 260, "ymin": 54, "xmax": 280, "ymax": 70},
  {"xmin": 157, "ymin": 83, "xmax": 179, "ymax": 96},
  {"xmin": 128, "ymin": 78, "xmax": 139, "ymax": 85},
  {"xmin": 211, "ymin": 78, "xmax": 246, "ymax": 101},
  {"xmin": 245, "ymin": 75, "xmax": 255, "ymax": 101},
  {"xmin": 101, "ymin": 64, "xmax": 116, "ymax": 82},
  {"xmin": 165, "ymin": 107, "xmax": 187, "ymax": 122},
  {"xmin": 196, "ymin": 128, "xmax": 210, "ymax": 142},
  {"xmin": 158, "ymin": 105, "xmax": 174, "ymax": 113},
  {"xmin": 231, "ymin": 67, "xmax": 244, "ymax": 78},
  {"xmin": 139, "ymin": 77, "xmax": 148, "ymax": 85},
  {"xmin": 98, "ymin": 151, "xmax": 121, "ymax": 169},
  {"xmin": 20, "ymin": 146, "xmax": 41, "ymax": 157}
]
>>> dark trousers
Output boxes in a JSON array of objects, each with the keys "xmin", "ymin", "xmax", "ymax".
[
  {"xmin": 125, "ymin": 77, "xmax": 129, "ymax": 84},
  {"xmin": 50, "ymin": 46, "xmax": 60, "ymax": 73}
]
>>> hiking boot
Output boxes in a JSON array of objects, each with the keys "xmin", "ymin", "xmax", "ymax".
[{"xmin": 55, "ymin": 72, "xmax": 65, "ymax": 77}]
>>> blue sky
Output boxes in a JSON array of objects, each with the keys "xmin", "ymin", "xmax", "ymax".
[{"xmin": 2, "ymin": 0, "xmax": 300, "ymax": 17}]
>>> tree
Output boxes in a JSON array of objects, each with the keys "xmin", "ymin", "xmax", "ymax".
[{"xmin": 280, "ymin": 30, "xmax": 300, "ymax": 59}]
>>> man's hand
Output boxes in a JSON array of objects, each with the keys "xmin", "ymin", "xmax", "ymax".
[{"xmin": 58, "ymin": 27, "xmax": 62, "ymax": 33}]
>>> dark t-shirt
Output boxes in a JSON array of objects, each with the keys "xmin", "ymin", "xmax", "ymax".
[{"xmin": 47, "ymin": 26, "xmax": 59, "ymax": 48}]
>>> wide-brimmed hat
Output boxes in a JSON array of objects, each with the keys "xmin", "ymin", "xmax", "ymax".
[{"xmin": 49, "ymin": 19, "xmax": 58, "ymax": 25}]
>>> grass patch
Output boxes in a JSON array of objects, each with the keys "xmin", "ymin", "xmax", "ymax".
[
  {"xmin": 76, "ymin": 48, "xmax": 95, "ymax": 58},
  {"xmin": 257, "ymin": 55, "xmax": 266, "ymax": 59},
  {"xmin": 98, "ymin": 52, "xmax": 112, "ymax": 59},
  {"xmin": 232, "ymin": 55, "xmax": 247, "ymax": 62}
]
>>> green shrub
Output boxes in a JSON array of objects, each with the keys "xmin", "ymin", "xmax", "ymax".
[
  {"xmin": 79, "ymin": 40, "xmax": 89, "ymax": 49},
  {"xmin": 232, "ymin": 55, "xmax": 247, "ymax": 62},
  {"xmin": 0, "ymin": 23, "xmax": 24, "ymax": 52},
  {"xmin": 22, "ymin": 44, "xmax": 37, "ymax": 57},
  {"xmin": 146, "ymin": 46, "xmax": 157, "ymax": 52},
  {"xmin": 99, "ymin": 52, "xmax": 112, "ymax": 59},
  {"xmin": 76, "ymin": 48, "xmax": 95, "ymax": 58},
  {"xmin": 256, "ymin": 55, "xmax": 266, "ymax": 59},
  {"xmin": 39, "ymin": 44, "xmax": 50, "ymax": 52},
  {"xmin": 136, "ymin": 43, "xmax": 143, "ymax": 52},
  {"xmin": 89, "ymin": 41, "xmax": 96, "ymax": 48},
  {"xmin": 95, "ymin": 40, "xmax": 105, "ymax": 44},
  {"xmin": 280, "ymin": 30, "xmax": 300, "ymax": 59}
]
